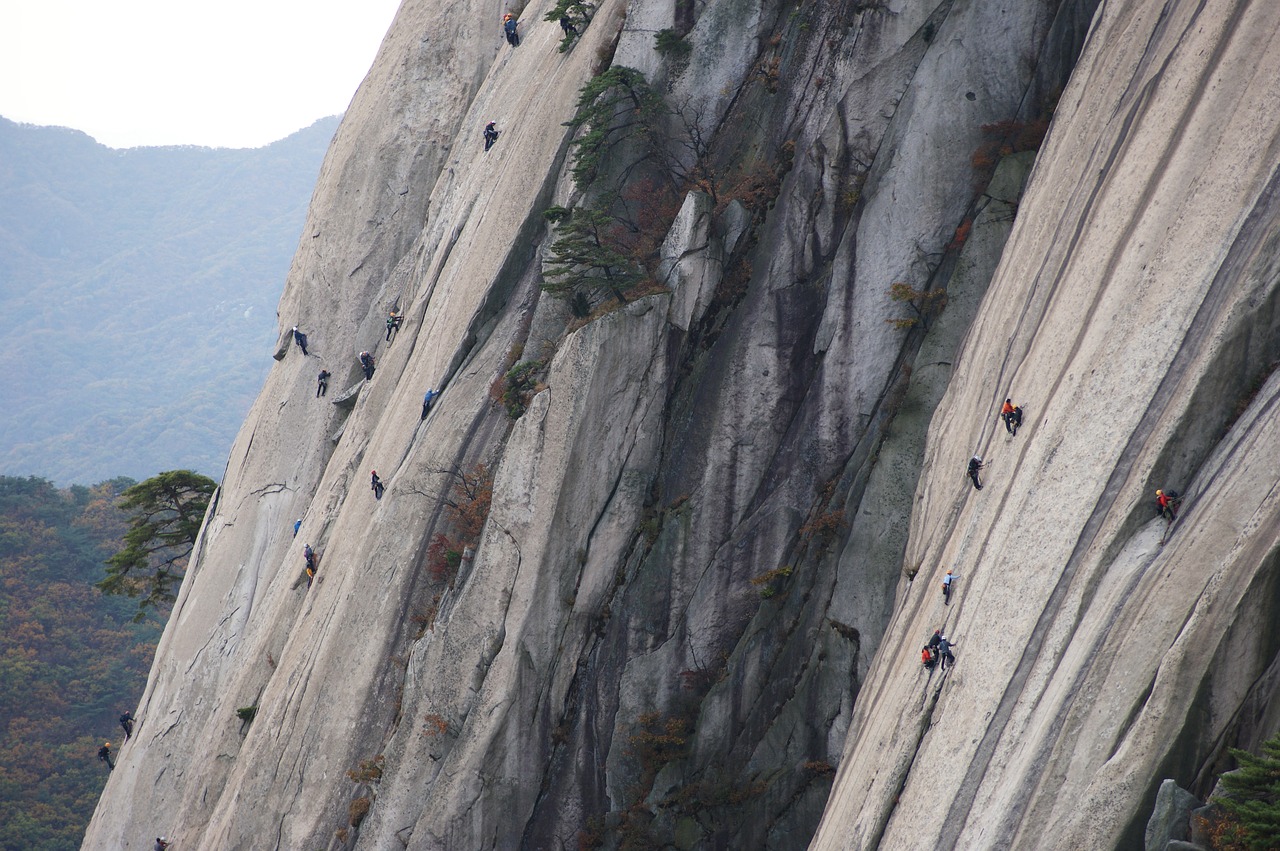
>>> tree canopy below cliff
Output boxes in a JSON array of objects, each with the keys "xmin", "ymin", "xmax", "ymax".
[
  {"xmin": 0, "ymin": 116, "xmax": 339, "ymax": 484},
  {"xmin": 0, "ymin": 475, "xmax": 161, "ymax": 851}
]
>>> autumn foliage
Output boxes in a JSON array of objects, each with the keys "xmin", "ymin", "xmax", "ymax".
[
  {"xmin": 970, "ymin": 118, "xmax": 1050, "ymax": 175},
  {"xmin": 0, "ymin": 476, "xmax": 161, "ymax": 850},
  {"xmin": 425, "ymin": 465, "xmax": 494, "ymax": 588}
]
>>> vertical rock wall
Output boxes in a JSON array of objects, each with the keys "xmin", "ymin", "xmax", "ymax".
[
  {"xmin": 91, "ymin": 0, "xmax": 1280, "ymax": 849},
  {"xmin": 813, "ymin": 0, "xmax": 1280, "ymax": 848}
]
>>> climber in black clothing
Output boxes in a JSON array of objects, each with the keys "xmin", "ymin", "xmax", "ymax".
[
  {"xmin": 98, "ymin": 742, "xmax": 114, "ymax": 770},
  {"xmin": 559, "ymin": 14, "xmax": 578, "ymax": 37},
  {"xmin": 503, "ymin": 14, "xmax": 520, "ymax": 46},
  {"xmin": 484, "ymin": 122, "xmax": 500, "ymax": 152},
  {"xmin": 317, "ymin": 370, "xmax": 331, "ymax": 397},
  {"xmin": 292, "ymin": 326, "xmax": 309, "ymax": 356},
  {"xmin": 120, "ymin": 711, "xmax": 134, "ymax": 740},
  {"xmin": 371, "ymin": 470, "xmax": 384, "ymax": 500},
  {"xmin": 359, "ymin": 351, "xmax": 375, "ymax": 381},
  {"xmin": 967, "ymin": 456, "xmax": 985, "ymax": 490}
]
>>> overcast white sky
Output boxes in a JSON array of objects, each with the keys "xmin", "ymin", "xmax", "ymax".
[{"xmin": 0, "ymin": 0, "xmax": 402, "ymax": 149}]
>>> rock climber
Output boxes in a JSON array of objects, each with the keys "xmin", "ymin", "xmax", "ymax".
[
  {"xmin": 292, "ymin": 326, "xmax": 309, "ymax": 356},
  {"xmin": 503, "ymin": 13, "xmax": 520, "ymax": 46},
  {"xmin": 967, "ymin": 455, "xmax": 985, "ymax": 490},
  {"xmin": 386, "ymin": 311, "xmax": 402, "ymax": 342},
  {"xmin": 317, "ymin": 369, "xmax": 331, "ymax": 397},
  {"xmin": 359, "ymin": 351, "xmax": 375, "ymax": 381},
  {"xmin": 938, "ymin": 635, "xmax": 957, "ymax": 671},
  {"xmin": 559, "ymin": 14, "xmax": 578, "ymax": 37},
  {"xmin": 421, "ymin": 388, "xmax": 438, "ymax": 420},
  {"xmin": 371, "ymin": 470, "xmax": 385, "ymax": 500},
  {"xmin": 942, "ymin": 570, "xmax": 955, "ymax": 604},
  {"xmin": 1010, "ymin": 404, "xmax": 1024, "ymax": 435},
  {"xmin": 928, "ymin": 630, "xmax": 942, "ymax": 650},
  {"xmin": 1156, "ymin": 489, "xmax": 1181, "ymax": 522},
  {"xmin": 303, "ymin": 543, "xmax": 318, "ymax": 587},
  {"xmin": 155, "ymin": 837, "xmax": 171, "ymax": 851},
  {"xmin": 921, "ymin": 645, "xmax": 937, "ymax": 669},
  {"xmin": 98, "ymin": 741, "xmax": 114, "ymax": 770},
  {"xmin": 1001, "ymin": 398, "xmax": 1021, "ymax": 435},
  {"xmin": 119, "ymin": 710, "xmax": 134, "ymax": 740},
  {"xmin": 484, "ymin": 121, "xmax": 500, "ymax": 152},
  {"xmin": 293, "ymin": 518, "xmax": 302, "ymax": 537}
]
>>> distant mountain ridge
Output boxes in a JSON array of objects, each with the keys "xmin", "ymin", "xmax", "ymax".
[{"xmin": 0, "ymin": 115, "xmax": 339, "ymax": 484}]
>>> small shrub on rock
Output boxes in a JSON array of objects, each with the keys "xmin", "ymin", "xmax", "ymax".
[
  {"xmin": 654, "ymin": 28, "xmax": 691, "ymax": 62},
  {"xmin": 500, "ymin": 360, "xmax": 546, "ymax": 419},
  {"xmin": 346, "ymin": 754, "xmax": 384, "ymax": 784},
  {"xmin": 885, "ymin": 281, "xmax": 948, "ymax": 331},
  {"xmin": 348, "ymin": 796, "xmax": 371, "ymax": 827}
]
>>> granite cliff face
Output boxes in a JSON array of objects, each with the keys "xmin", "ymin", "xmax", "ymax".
[{"xmin": 83, "ymin": 0, "xmax": 1280, "ymax": 849}]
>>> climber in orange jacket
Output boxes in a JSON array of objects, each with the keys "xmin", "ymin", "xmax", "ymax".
[{"xmin": 1001, "ymin": 398, "xmax": 1023, "ymax": 435}]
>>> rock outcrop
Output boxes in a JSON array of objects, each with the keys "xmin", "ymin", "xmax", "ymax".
[
  {"xmin": 83, "ymin": 0, "xmax": 1280, "ymax": 849},
  {"xmin": 1146, "ymin": 780, "xmax": 1202, "ymax": 851}
]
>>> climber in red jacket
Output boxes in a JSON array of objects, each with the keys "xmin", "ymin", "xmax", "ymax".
[{"xmin": 1156, "ymin": 489, "xmax": 1180, "ymax": 522}]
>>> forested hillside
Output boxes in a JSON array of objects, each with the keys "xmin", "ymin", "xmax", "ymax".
[
  {"xmin": 0, "ymin": 116, "xmax": 338, "ymax": 484},
  {"xmin": 0, "ymin": 476, "xmax": 159, "ymax": 851}
]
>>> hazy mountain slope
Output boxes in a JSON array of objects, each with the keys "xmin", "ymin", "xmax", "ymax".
[{"xmin": 0, "ymin": 116, "xmax": 338, "ymax": 485}]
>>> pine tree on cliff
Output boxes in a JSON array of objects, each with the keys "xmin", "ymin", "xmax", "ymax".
[
  {"xmin": 542, "ymin": 68, "xmax": 665, "ymax": 313},
  {"xmin": 98, "ymin": 470, "xmax": 216, "ymax": 620},
  {"xmin": 1213, "ymin": 732, "xmax": 1280, "ymax": 849},
  {"xmin": 564, "ymin": 67, "xmax": 664, "ymax": 191},
  {"xmin": 543, "ymin": 205, "xmax": 644, "ymax": 311},
  {"xmin": 543, "ymin": 0, "xmax": 593, "ymax": 51}
]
